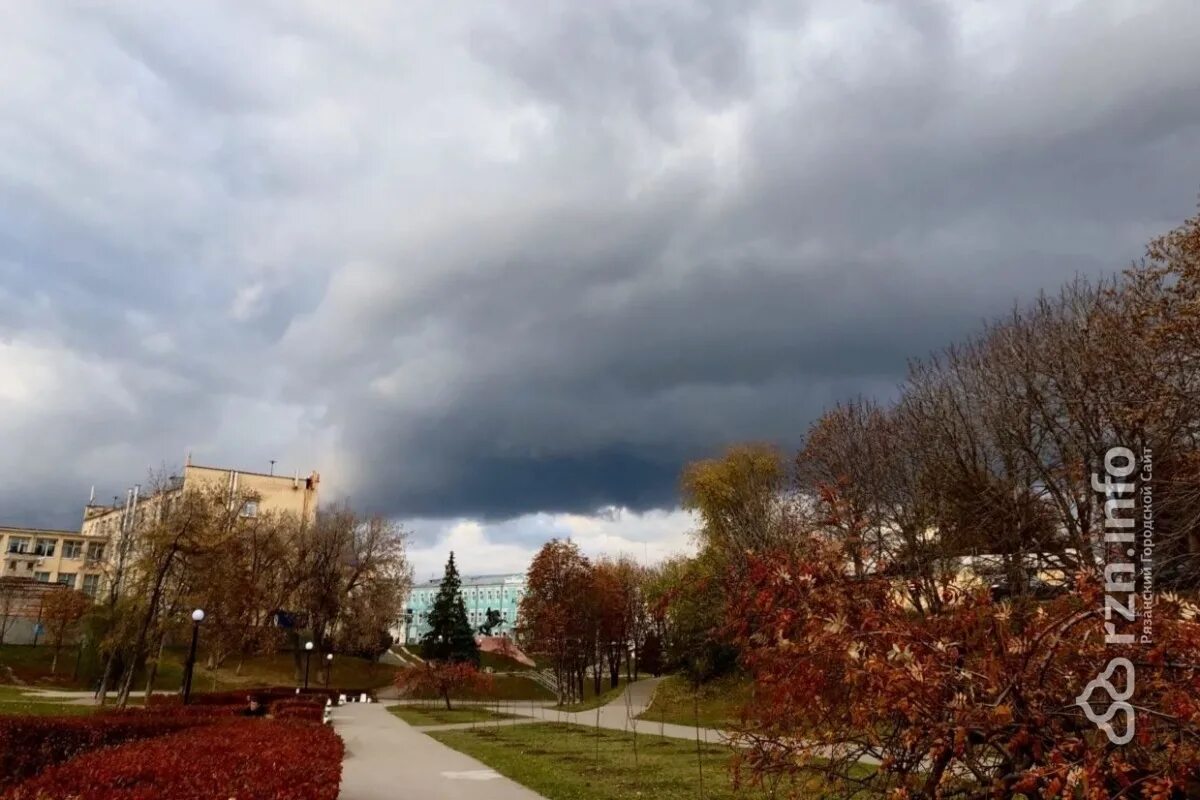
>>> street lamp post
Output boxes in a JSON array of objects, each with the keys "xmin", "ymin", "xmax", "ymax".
[
  {"xmin": 303, "ymin": 641, "xmax": 314, "ymax": 690},
  {"xmin": 182, "ymin": 609, "xmax": 205, "ymax": 705},
  {"xmin": 324, "ymin": 653, "xmax": 333, "ymax": 689}
]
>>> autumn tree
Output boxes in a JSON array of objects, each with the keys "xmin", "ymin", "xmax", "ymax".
[
  {"xmin": 188, "ymin": 509, "xmax": 295, "ymax": 673},
  {"xmin": 40, "ymin": 589, "xmax": 91, "ymax": 674},
  {"xmin": 103, "ymin": 478, "xmax": 250, "ymax": 707},
  {"xmin": 93, "ymin": 473, "xmax": 411, "ymax": 705},
  {"xmin": 710, "ymin": 209, "xmax": 1200, "ymax": 798},
  {"xmin": 728, "ymin": 540, "xmax": 1200, "ymax": 799},
  {"xmin": 519, "ymin": 539, "xmax": 593, "ymax": 704},
  {"xmin": 394, "ymin": 661, "xmax": 493, "ymax": 710},
  {"xmin": 288, "ymin": 507, "xmax": 411, "ymax": 679},
  {"xmin": 681, "ymin": 444, "xmax": 800, "ymax": 573}
]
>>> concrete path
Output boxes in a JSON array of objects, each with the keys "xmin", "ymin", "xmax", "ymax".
[
  {"xmin": 498, "ymin": 677, "xmax": 730, "ymax": 745},
  {"xmin": 334, "ymin": 702, "xmax": 547, "ymax": 800}
]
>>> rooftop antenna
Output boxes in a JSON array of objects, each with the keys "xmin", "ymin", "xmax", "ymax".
[{"xmin": 269, "ymin": 459, "xmax": 276, "ymax": 476}]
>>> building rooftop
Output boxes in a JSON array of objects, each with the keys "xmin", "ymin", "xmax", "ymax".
[
  {"xmin": 413, "ymin": 573, "xmax": 525, "ymax": 588},
  {"xmin": 0, "ymin": 525, "xmax": 81, "ymax": 536}
]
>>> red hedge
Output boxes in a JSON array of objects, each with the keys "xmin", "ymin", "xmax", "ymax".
[
  {"xmin": 4, "ymin": 718, "xmax": 343, "ymax": 800},
  {"xmin": 0, "ymin": 713, "xmax": 218, "ymax": 789}
]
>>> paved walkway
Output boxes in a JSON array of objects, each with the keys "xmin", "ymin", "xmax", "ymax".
[
  {"xmin": 490, "ymin": 677, "xmax": 730, "ymax": 744},
  {"xmin": 390, "ymin": 678, "xmax": 731, "ymax": 745},
  {"xmin": 334, "ymin": 702, "xmax": 547, "ymax": 800},
  {"xmin": 448, "ymin": 680, "xmax": 878, "ymax": 765}
]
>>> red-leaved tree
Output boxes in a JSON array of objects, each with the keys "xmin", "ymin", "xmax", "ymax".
[
  {"xmin": 727, "ymin": 539, "xmax": 1200, "ymax": 799},
  {"xmin": 519, "ymin": 539, "xmax": 594, "ymax": 704},
  {"xmin": 394, "ymin": 661, "xmax": 494, "ymax": 710}
]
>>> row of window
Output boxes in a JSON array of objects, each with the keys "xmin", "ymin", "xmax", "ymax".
[
  {"xmin": 26, "ymin": 571, "xmax": 102, "ymax": 596},
  {"xmin": 412, "ymin": 587, "xmax": 524, "ymax": 604},
  {"xmin": 410, "ymin": 609, "xmax": 512, "ymax": 624},
  {"xmin": 4, "ymin": 538, "xmax": 105, "ymax": 561}
]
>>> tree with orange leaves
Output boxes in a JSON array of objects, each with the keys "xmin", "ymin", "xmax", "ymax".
[
  {"xmin": 726, "ymin": 535, "xmax": 1200, "ymax": 799},
  {"xmin": 40, "ymin": 588, "xmax": 91, "ymax": 675},
  {"xmin": 519, "ymin": 539, "xmax": 593, "ymax": 704},
  {"xmin": 394, "ymin": 660, "xmax": 493, "ymax": 710}
]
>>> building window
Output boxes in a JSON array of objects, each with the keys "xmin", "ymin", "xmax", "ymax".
[
  {"xmin": 63, "ymin": 541, "xmax": 83, "ymax": 559},
  {"xmin": 57, "ymin": 573, "xmax": 76, "ymax": 588},
  {"xmin": 7, "ymin": 537, "xmax": 30, "ymax": 554},
  {"xmin": 82, "ymin": 574, "xmax": 100, "ymax": 598},
  {"xmin": 34, "ymin": 539, "xmax": 56, "ymax": 557},
  {"xmin": 87, "ymin": 542, "xmax": 106, "ymax": 561},
  {"xmin": 241, "ymin": 501, "xmax": 259, "ymax": 518},
  {"xmin": 34, "ymin": 572, "xmax": 50, "ymax": 583}
]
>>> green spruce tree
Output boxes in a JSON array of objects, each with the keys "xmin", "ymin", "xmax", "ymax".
[{"xmin": 420, "ymin": 552, "xmax": 480, "ymax": 664}]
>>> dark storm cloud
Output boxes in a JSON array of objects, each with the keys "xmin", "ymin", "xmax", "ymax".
[{"xmin": 2, "ymin": 0, "xmax": 1200, "ymax": 530}]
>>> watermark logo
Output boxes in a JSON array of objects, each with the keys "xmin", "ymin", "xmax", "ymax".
[
  {"xmin": 1081, "ymin": 445, "xmax": 1153, "ymax": 745},
  {"xmin": 1075, "ymin": 656, "xmax": 1135, "ymax": 745}
]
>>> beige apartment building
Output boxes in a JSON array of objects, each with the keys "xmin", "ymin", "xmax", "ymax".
[
  {"xmin": 3, "ymin": 460, "xmax": 320, "ymax": 609},
  {"xmin": 0, "ymin": 525, "xmax": 109, "ymax": 598},
  {"xmin": 81, "ymin": 462, "xmax": 321, "ymax": 541}
]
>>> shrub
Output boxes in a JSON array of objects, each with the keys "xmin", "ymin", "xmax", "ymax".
[
  {"xmin": 394, "ymin": 661, "xmax": 494, "ymax": 710},
  {"xmin": 4, "ymin": 718, "xmax": 343, "ymax": 800},
  {"xmin": 0, "ymin": 713, "xmax": 216, "ymax": 789},
  {"xmin": 727, "ymin": 545, "xmax": 1200, "ymax": 799}
]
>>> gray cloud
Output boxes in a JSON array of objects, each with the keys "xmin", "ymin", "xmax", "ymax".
[{"xmin": 2, "ymin": 0, "xmax": 1199, "ymax": 532}]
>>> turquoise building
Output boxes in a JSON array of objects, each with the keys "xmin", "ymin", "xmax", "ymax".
[{"xmin": 401, "ymin": 572, "xmax": 526, "ymax": 644}]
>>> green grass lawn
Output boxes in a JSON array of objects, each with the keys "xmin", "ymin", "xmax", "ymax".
[
  {"xmin": 401, "ymin": 643, "xmax": 536, "ymax": 673},
  {"xmin": 0, "ymin": 643, "xmax": 92, "ymax": 688},
  {"xmin": 637, "ymin": 674, "xmax": 752, "ymax": 729},
  {"xmin": 173, "ymin": 649, "xmax": 399, "ymax": 693},
  {"xmin": 430, "ymin": 722, "xmax": 866, "ymax": 799},
  {"xmin": 0, "ymin": 685, "xmax": 99, "ymax": 716},
  {"xmin": 388, "ymin": 704, "xmax": 519, "ymax": 726},
  {"xmin": 397, "ymin": 672, "xmax": 555, "ymax": 703},
  {"xmin": 0, "ymin": 642, "xmax": 399, "ymax": 694}
]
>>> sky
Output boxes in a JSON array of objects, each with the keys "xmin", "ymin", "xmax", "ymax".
[{"xmin": 2, "ymin": 1, "xmax": 1199, "ymax": 579}]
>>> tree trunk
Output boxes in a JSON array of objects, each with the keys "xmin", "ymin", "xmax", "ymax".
[
  {"xmin": 96, "ymin": 651, "xmax": 118, "ymax": 705},
  {"xmin": 50, "ymin": 642, "xmax": 60, "ymax": 675},
  {"xmin": 143, "ymin": 632, "xmax": 166, "ymax": 703},
  {"xmin": 116, "ymin": 651, "xmax": 140, "ymax": 707},
  {"xmin": 118, "ymin": 548, "xmax": 178, "ymax": 707}
]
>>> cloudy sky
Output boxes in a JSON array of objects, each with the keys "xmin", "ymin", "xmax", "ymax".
[{"xmin": 2, "ymin": 1, "xmax": 1198, "ymax": 579}]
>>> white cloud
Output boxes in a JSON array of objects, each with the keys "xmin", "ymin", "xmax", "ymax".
[
  {"xmin": 406, "ymin": 506, "xmax": 697, "ymax": 582},
  {"xmin": 229, "ymin": 283, "xmax": 266, "ymax": 321}
]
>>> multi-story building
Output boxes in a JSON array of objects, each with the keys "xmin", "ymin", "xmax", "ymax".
[
  {"xmin": 0, "ymin": 525, "xmax": 109, "ymax": 598},
  {"xmin": 401, "ymin": 572, "xmax": 526, "ymax": 645},
  {"xmin": 0, "ymin": 459, "xmax": 321, "ymax": 633},
  {"xmin": 80, "ymin": 461, "xmax": 321, "ymax": 542}
]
